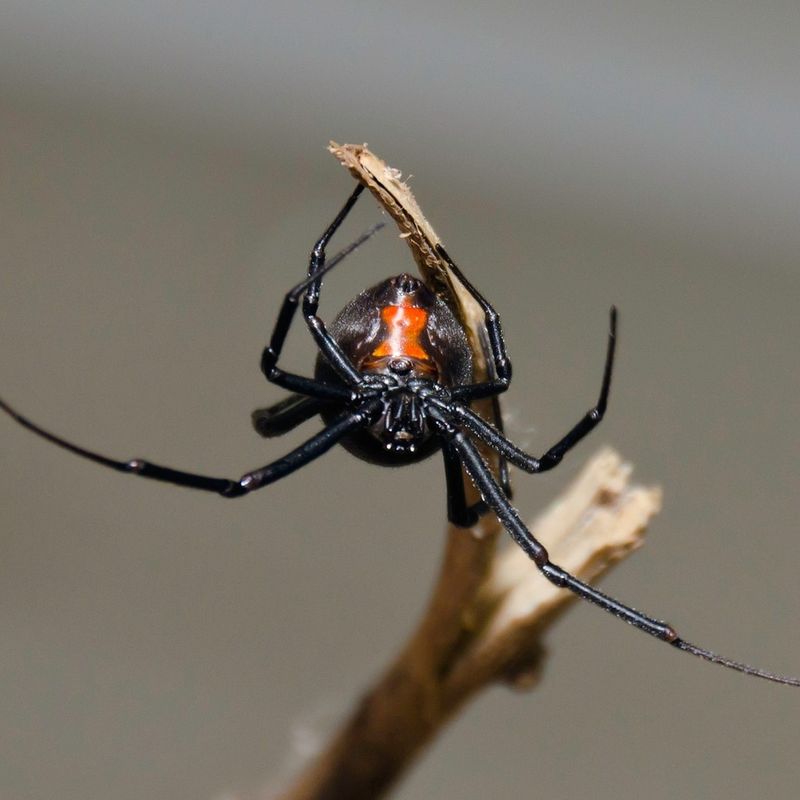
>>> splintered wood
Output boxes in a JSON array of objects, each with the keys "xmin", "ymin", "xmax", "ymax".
[{"xmin": 328, "ymin": 142, "xmax": 502, "ymax": 380}]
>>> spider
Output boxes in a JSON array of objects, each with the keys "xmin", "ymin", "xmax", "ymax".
[{"xmin": 2, "ymin": 182, "xmax": 798, "ymax": 687}]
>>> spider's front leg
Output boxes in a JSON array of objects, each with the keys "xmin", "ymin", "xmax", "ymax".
[
  {"xmin": 259, "ymin": 185, "xmax": 371, "ymax": 399},
  {"xmin": 299, "ymin": 185, "xmax": 366, "ymax": 384}
]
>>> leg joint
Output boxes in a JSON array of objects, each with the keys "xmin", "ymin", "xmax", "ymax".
[{"xmin": 260, "ymin": 348, "xmax": 278, "ymax": 378}]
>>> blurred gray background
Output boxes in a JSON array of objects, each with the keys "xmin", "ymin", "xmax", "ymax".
[{"xmin": 1, "ymin": 3, "xmax": 799, "ymax": 799}]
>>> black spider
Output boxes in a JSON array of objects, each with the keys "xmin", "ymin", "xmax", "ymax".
[{"xmin": 2, "ymin": 183, "xmax": 798, "ymax": 686}]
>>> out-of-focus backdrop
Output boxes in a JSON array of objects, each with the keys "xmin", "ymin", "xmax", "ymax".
[{"xmin": 1, "ymin": 3, "xmax": 799, "ymax": 799}]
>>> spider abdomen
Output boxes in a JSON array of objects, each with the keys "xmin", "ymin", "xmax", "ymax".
[
  {"xmin": 314, "ymin": 274, "xmax": 473, "ymax": 466},
  {"xmin": 316, "ymin": 274, "xmax": 472, "ymax": 386}
]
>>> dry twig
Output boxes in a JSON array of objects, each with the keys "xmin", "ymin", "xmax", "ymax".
[{"xmin": 276, "ymin": 449, "xmax": 661, "ymax": 800}]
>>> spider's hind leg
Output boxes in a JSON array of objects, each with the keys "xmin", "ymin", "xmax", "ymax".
[
  {"xmin": 442, "ymin": 443, "xmax": 478, "ymax": 527},
  {"xmin": 442, "ymin": 441, "xmax": 511, "ymax": 528},
  {"xmin": 251, "ymin": 394, "xmax": 327, "ymax": 438}
]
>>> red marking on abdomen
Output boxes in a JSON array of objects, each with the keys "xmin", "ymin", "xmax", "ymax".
[{"xmin": 372, "ymin": 305, "xmax": 431, "ymax": 362}]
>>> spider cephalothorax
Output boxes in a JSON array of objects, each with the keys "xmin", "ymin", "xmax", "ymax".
[{"xmin": 3, "ymin": 181, "xmax": 799, "ymax": 686}]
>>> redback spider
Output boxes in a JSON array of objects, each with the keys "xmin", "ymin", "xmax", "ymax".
[{"xmin": 2, "ymin": 182, "xmax": 799, "ymax": 686}]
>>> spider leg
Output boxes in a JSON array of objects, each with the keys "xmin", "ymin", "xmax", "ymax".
[
  {"xmin": 305, "ymin": 184, "xmax": 364, "ymax": 307},
  {"xmin": 439, "ymin": 419, "xmax": 676, "ymax": 636},
  {"xmin": 443, "ymin": 396, "xmax": 600, "ymax": 476},
  {"xmin": 1, "ymin": 395, "xmax": 379, "ymax": 498},
  {"xmin": 442, "ymin": 415, "xmax": 511, "ymax": 527},
  {"xmin": 251, "ymin": 394, "xmax": 328, "ymax": 438},
  {"xmin": 488, "ymin": 394, "xmax": 512, "ymax": 495},
  {"xmin": 438, "ymin": 307, "xmax": 616, "ymax": 475},
  {"xmin": 439, "ymin": 244, "xmax": 615, "ymax": 417},
  {"xmin": 429, "ymin": 246, "xmax": 513, "ymax": 522},
  {"xmin": 260, "ymin": 185, "xmax": 382, "ymax": 398},
  {"xmin": 300, "ymin": 185, "xmax": 368, "ymax": 384},
  {"xmin": 441, "ymin": 443, "xmax": 481, "ymax": 527},
  {"xmin": 435, "ymin": 245, "xmax": 511, "ymax": 400},
  {"xmin": 433, "ymin": 414, "xmax": 800, "ymax": 686}
]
